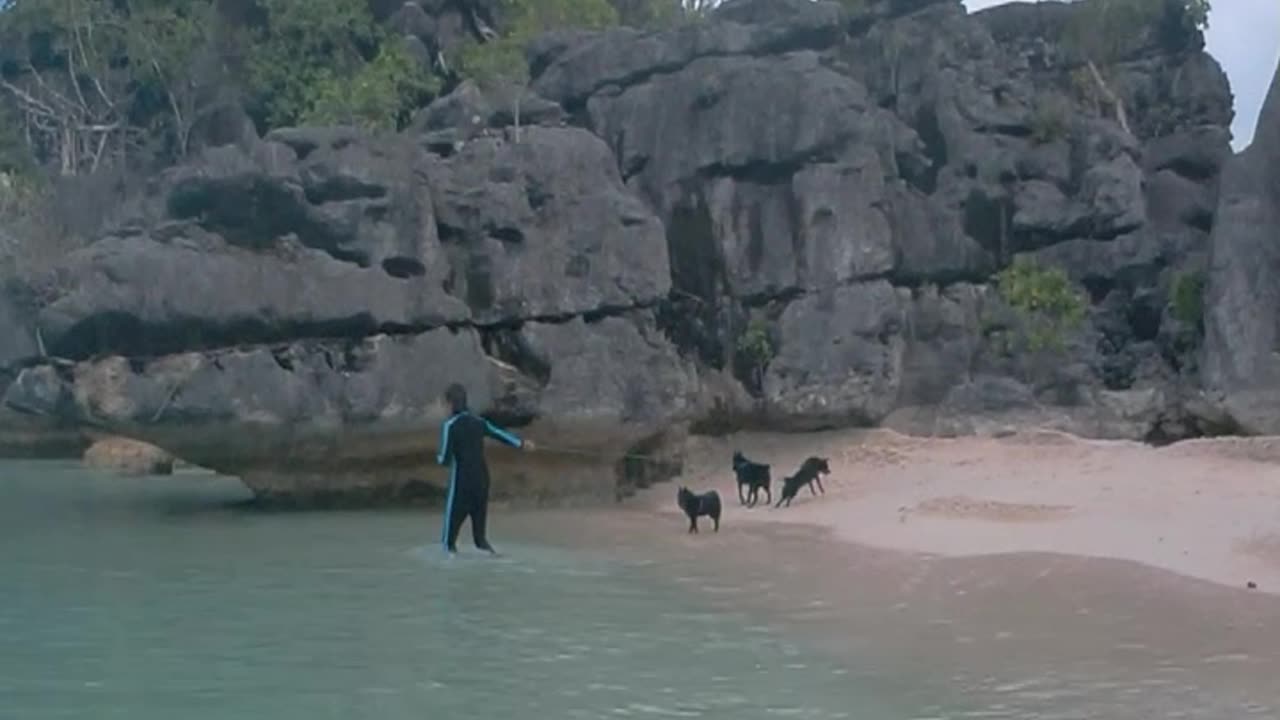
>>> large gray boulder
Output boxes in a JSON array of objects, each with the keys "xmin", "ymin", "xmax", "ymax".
[
  {"xmin": 2, "ymin": 121, "xmax": 685, "ymax": 500},
  {"xmin": 763, "ymin": 281, "xmax": 907, "ymax": 428},
  {"xmin": 426, "ymin": 127, "xmax": 669, "ymax": 321},
  {"xmin": 1203, "ymin": 63, "xmax": 1280, "ymax": 433}
]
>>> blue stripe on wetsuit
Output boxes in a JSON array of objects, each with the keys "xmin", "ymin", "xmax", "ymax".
[
  {"xmin": 483, "ymin": 418, "xmax": 523, "ymax": 449},
  {"xmin": 437, "ymin": 414, "xmax": 462, "ymax": 548}
]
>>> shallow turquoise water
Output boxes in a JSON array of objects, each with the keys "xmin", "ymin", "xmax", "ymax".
[
  {"xmin": 3, "ymin": 461, "xmax": 1279, "ymax": 719},
  {"xmin": 0, "ymin": 462, "xmax": 932, "ymax": 719}
]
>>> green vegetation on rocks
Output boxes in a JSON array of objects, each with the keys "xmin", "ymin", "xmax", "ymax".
[
  {"xmin": 1170, "ymin": 269, "xmax": 1206, "ymax": 330},
  {"xmin": 458, "ymin": 0, "xmax": 619, "ymax": 136},
  {"xmin": 1060, "ymin": 0, "xmax": 1211, "ymax": 134},
  {"xmin": 246, "ymin": 0, "xmax": 438, "ymax": 132},
  {"xmin": 735, "ymin": 316, "xmax": 775, "ymax": 391},
  {"xmin": 996, "ymin": 258, "xmax": 1087, "ymax": 353}
]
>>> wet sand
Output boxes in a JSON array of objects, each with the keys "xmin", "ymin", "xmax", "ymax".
[
  {"xmin": 636, "ymin": 429, "xmax": 1280, "ymax": 596},
  {"xmin": 514, "ymin": 501, "xmax": 1280, "ymax": 717}
]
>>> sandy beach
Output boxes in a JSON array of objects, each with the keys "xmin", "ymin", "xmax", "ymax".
[{"xmin": 636, "ymin": 429, "xmax": 1280, "ymax": 595}]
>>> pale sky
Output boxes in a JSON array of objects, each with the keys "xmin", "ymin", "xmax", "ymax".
[{"xmin": 965, "ymin": 0, "xmax": 1280, "ymax": 150}]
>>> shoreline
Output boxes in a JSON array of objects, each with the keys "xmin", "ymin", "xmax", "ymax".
[{"xmin": 632, "ymin": 428, "xmax": 1280, "ymax": 596}]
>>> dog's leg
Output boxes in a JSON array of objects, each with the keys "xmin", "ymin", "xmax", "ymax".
[
  {"xmin": 816, "ymin": 477, "xmax": 825, "ymax": 494},
  {"xmin": 738, "ymin": 483, "xmax": 747, "ymax": 505},
  {"xmin": 713, "ymin": 512, "xmax": 720, "ymax": 532},
  {"xmin": 764, "ymin": 485, "xmax": 771, "ymax": 506},
  {"xmin": 689, "ymin": 515, "xmax": 698, "ymax": 533}
]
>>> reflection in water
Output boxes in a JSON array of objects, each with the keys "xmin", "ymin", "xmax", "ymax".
[{"xmin": 2, "ymin": 461, "xmax": 1279, "ymax": 719}]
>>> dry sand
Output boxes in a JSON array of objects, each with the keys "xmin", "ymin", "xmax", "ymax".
[{"xmin": 636, "ymin": 428, "xmax": 1280, "ymax": 595}]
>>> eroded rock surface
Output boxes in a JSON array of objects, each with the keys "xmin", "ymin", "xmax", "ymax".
[
  {"xmin": 0, "ymin": 0, "xmax": 1252, "ymax": 504},
  {"xmin": 1203, "ymin": 64, "xmax": 1280, "ymax": 433}
]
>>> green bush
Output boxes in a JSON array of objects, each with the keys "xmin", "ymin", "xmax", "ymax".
[
  {"xmin": 995, "ymin": 257, "xmax": 1087, "ymax": 353},
  {"xmin": 458, "ymin": 35, "xmax": 530, "ymax": 96},
  {"xmin": 246, "ymin": 0, "xmax": 435, "ymax": 131},
  {"xmin": 456, "ymin": 0, "xmax": 620, "ymax": 133},
  {"xmin": 735, "ymin": 316, "xmax": 774, "ymax": 389},
  {"xmin": 1170, "ymin": 270, "xmax": 1206, "ymax": 329},
  {"xmin": 1063, "ymin": 0, "xmax": 1211, "ymax": 64},
  {"xmin": 1030, "ymin": 94, "xmax": 1071, "ymax": 144},
  {"xmin": 304, "ymin": 42, "xmax": 439, "ymax": 131},
  {"xmin": 458, "ymin": 0, "xmax": 621, "ymax": 78}
]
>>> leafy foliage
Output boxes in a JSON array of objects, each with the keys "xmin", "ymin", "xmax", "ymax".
[
  {"xmin": 735, "ymin": 316, "xmax": 775, "ymax": 391},
  {"xmin": 304, "ymin": 41, "xmax": 439, "ymax": 131},
  {"xmin": 509, "ymin": 0, "xmax": 622, "ymax": 34},
  {"xmin": 243, "ymin": 0, "xmax": 441, "ymax": 132},
  {"xmin": 0, "ymin": 0, "xmax": 219, "ymax": 171},
  {"xmin": 458, "ymin": 35, "xmax": 530, "ymax": 95},
  {"xmin": 1063, "ymin": 0, "xmax": 1211, "ymax": 64},
  {"xmin": 996, "ymin": 258, "xmax": 1087, "ymax": 353},
  {"xmin": 1030, "ymin": 93, "xmax": 1071, "ymax": 144},
  {"xmin": 125, "ymin": 1, "xmax": 221, "ymax": 156},
  {"xmin": 459, "ymin": 0, "xmax": 620, "ymax": 87},
  {"xmin": 1170, "ymin": 269, "xmax": 1206, "ymax": 329},
  {"xmin": 609, "ymin": 0, "xmax": 683, "ymax": 28},
  {"xmin": 245, "ymin": 0, "xmax": 383, "ymax": 129},
  {"xmin": 457, "ymin": 0, "xmax": 620, "ymax": 134}
]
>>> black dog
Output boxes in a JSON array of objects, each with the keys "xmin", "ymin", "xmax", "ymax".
[
  {"xmin": 677, "ymin": 486, "xmax": 722, "ymax": 533},
  {"xmin": 731, "ymin": 451, "xmax": 772, "ymax": 507},
  {"xmin": 775, "ymin": 456, "xmax": 831, "ymax": 508}
]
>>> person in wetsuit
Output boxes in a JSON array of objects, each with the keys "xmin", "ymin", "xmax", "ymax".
[{"xmin": 436, "ymin": 383, "xmax": 532, "ymax": 555}]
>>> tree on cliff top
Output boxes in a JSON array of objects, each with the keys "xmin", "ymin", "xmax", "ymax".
[
  {"xmin": 303, "ymin": 40, "xmax": 439, "ymax": 132},
  {"xmin": 459, "ymin": 0, "xmax": 618, "ymax": 139},
  {"xmin": 0, "ymin": 0, "xmax": 218, "ymax": 175},
  {"xmin": 1063, "ymin": 0, "xmax": 1211, "ymax": 136},
  {"xmin": 245, "ymin": 0, "xmax": 438, "ymax": 132}
]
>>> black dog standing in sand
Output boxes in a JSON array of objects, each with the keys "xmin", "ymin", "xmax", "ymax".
[
  {"xmin": 677, "ymin": 486, "xmax": 722, "ymax": 533},
  {"xmin": 775, "ymin": 456, "xmax": 831, "ymax": 508},
  {"xmin": 731, "ymin": 451, "xmax": 772, "ymax": 507}
]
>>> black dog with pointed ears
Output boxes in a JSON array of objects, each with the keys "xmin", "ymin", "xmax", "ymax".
[
  {"xmin": 677, "ymin": 486, "xmax": 722, "ymax": 533},
  {"xmin": 775, "ymin": 456, "xmax": 831, "ymax": 508},
  {"xmin": 731, "ymin": 451, "xmax": 772, "ymax": 507}
]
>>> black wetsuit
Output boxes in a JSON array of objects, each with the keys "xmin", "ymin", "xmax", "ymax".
[{"xmin": 437, "ymin": 411, "xmax": 523, "ymax": 552}]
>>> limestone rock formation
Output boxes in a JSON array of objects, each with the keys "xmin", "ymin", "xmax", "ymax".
[
  {"xmin": 1203, "ymin": 63, "xmax": 1280, "ymax": 433},
  {"xmin": 0, "ymin": 0, "xmax": 1251, "ymax": 504}
]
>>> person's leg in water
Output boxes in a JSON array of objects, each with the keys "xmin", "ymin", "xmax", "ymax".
[
  {"xmin": 470, "ymin": 489, "xmax": 498, "ymax": 555},
  {"xmin": 443, "ymin": 486, "xmax": 471, "ymax": 554}
]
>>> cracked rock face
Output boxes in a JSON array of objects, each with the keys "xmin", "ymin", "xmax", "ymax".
[
  {"xmin": 1203, "ymin": 63, "xmax": 1280, "ymax": 434},
  {"xmin": 0, "ymin": 0, "xmax": 1248, "ymax": 503}
]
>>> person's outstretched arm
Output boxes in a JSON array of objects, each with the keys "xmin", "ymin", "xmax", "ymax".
[{"xmin": 483, "ymin": 418, "xmax": 528, "ymax": 450}]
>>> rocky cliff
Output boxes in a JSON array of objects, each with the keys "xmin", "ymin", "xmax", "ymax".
[
  {"xmin": 0, "ymin": 0, "xmax": 1255, "ymax": 505},
  {"xmin": 1203, "ymin": 61, "xmax": 1280, "ymax": 434}
]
